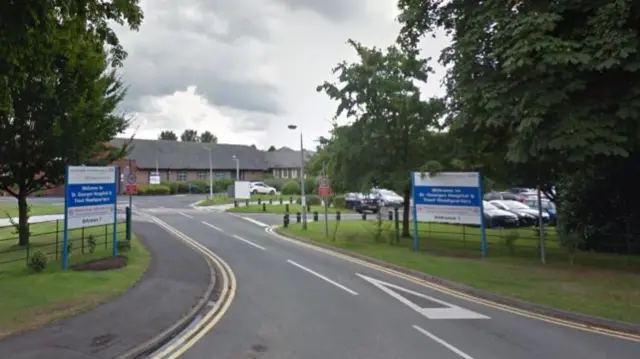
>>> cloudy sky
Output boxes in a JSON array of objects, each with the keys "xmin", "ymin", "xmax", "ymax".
[{"xmin": 115, "ymin": 0, "xmax": 448, "ymax": 150}]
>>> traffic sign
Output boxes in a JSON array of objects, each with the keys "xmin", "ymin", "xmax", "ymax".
[
  {"xmin": 127, "ymin": 173, "xmax": 137, "ymax": 185},
  {"xmin": 318, "ymin": 185, "xmax": 332, "ymax": 197},
  {"xmin": 126, "ymin": 184, "xmax": 137, "ymax": 195}
]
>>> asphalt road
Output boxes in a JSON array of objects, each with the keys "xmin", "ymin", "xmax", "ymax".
[{"xmin": 120, "ymin": 196, "xmax": 640, "ymax": 359}]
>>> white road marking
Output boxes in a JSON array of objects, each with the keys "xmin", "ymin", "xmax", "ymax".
[
  {"xmin": 241, "ymin": 216, "xmax": 269, "ymax": 227},
  {"xmin": 232, "ymin": 235, "xmax": 266, "ymax": 250},
  {"xmin": 287, "ymin": 260, "xmax": 359, "ymax": 295},
  {"xmin": 179, "ymin": 212, "xmax": 193, "ymax": 219},
  {"xmin": 356, "ymin": 274, "xmax": 489, "ymax": 320},
  {"xmin": 413, "ymin": 325, "xmax": 475, "ymax": 359},
  {"xmin": 201, "ymin": 221, "xmax": 223, "ymax": 232}
]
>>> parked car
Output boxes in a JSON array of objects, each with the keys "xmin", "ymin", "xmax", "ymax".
[
  {"xmin": 483, "ymin": 191, "xmax": 520, "ymax": 201},
  {"xmin": 344, "ymin": 193, "xmax": 362, "ymax": 211},
  {"xmin": 483, "ymin": 201, "xmax": 519, "ymax": 228},
  {"xmin": 370, "ymin": 188, "xmax": 404, "ymax": 208},
  {"xmin": 523, "ymin": 198, "xmax": 557, "ymax": 225},
  {"xmin": 490, "ymin": 200, "xmax": 549, "ymax": 226},
  {"xmin": 344, "ymin": 192, "xmax": 379, "ymax": 213},
  {"xmin": 249, "ymin": 181, "xmax": 277, "ymax": 195}
]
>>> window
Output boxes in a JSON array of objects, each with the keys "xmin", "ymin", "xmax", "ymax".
[
  {"xmin": 197, "ymin": 171, "xmax": 208, "ymax": 180},
  {"xmin": 282, "ymin": 169, "xmax": 288, "ymax": 178},
  {"xmin": 215, "ymin": 172, "xmax": 225, "ymax": 180},
  {"xmin": 272, "ymin": 169, "xmax": 279, "ymax": 178},
  {"xmin": 291, "ymin": 169, "xmax": 298, "ymax": 178},
  {"xmin": 177, "ymin": 171, "xmax": 187, "ymax": 181}
]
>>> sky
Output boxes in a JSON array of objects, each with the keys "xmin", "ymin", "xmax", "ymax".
[{"xmin": 115, "ymin": 0, "xmax": 448, "ymax": 150}]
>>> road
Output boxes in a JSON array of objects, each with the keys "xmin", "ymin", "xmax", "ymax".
[{"xmin": 52, "ymin": 196, "xmax": 640, "ymax": 358}]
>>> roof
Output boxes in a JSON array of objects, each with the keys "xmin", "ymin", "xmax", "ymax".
[
  {"xmin": 264, "ymin": 147, "xmax": 315, "ymax": 169},
  {"xmin": 110, "ymin": 138, "xmax": 269, "ymax": 170}
]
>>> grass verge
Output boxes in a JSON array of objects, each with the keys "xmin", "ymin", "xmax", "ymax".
[
  {"xmin": 197, "ymin": 194, "xmax": 301, "ymax": 207},
  {"xmin": 227, "ymin": 204, "xmax": 350, "ymax": 214},
  {"xmin": 0, "ymin": 232, "xmax": 150, "ymax": 339},
  {"xmin": 0, "ymin": 203, "xmax": 63, "ymax": 218},
  {"xmin": 278, "ymin": 220, "xmax": 640, "ymax": 324}
]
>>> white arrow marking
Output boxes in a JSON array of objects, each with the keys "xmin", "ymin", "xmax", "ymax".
[{"xmin": 356, "ymin": 273, "xmax": 489, "ymax": 320}]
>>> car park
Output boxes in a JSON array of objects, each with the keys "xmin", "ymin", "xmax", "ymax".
[
  {"xmin": 249, "ymin": 181, "xmax": 277, "ymax": 195},
  {"xmin": 524, "ymin": 198, "xmax": 557, "ymax": 225},
  {"xmin": 370, "ymin": 188, "xmax": 403, "ymax": 208},
  {"xmin": 483, "ymin": 191, "xmax": 520, "ymax": 201},
  {"xmin": 490, "ymin": 199, "xmax": 549, "ymax": 226},
  {"xmin": 483, "ymin": 201, "xmax": 519, "ymax": 228}
]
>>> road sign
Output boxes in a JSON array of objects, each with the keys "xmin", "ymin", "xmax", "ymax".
[
  {"xmin": 149, "ymin": 171, "xmax": 161, "ymax": 185},
  {"xmin": 64, "ymin": 166, "xmax": 118, "ymax": 269},
  {"xmin": 127, "ymin": 173, "xmax": 137, "ymax": 185},
  {"xmin": 318, "ymin": 185, "xmax": 332, "ymax": 197},
  {"xmin": 126, "ymin": 184, "xmax": 137, "ymax": 195}
]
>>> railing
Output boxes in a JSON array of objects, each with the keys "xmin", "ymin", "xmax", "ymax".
[{"xmin": 0, "ymin": 219, "xmax": 126, "ymax": 269}]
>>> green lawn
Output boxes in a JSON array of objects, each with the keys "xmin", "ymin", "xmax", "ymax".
[
  {"xmin": 197, "ymin": 194, "xmax": 300, "ymax": 207},
  {"xmin": 0, "ymin": 203, "xmax": 64, "ymax": 218},
  {"xmin": 0, "ymin": 229, "xmax": 150, "ymax": 338},
  {"xmin": 279, "ymin": 220, "xmax": 640, "ymax": 324},
  {"xmin": 227, "ymin": 204, "xmax": 350, "ymax": 214}
]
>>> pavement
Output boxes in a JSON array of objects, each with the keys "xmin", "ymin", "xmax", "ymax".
[
  {"xmin": 0, "ymin": 218, "xmax": 212, "ymax": 359},
  {"xmin": 128, "ymin": 196, "xmax": 640, "ymax": 359}
]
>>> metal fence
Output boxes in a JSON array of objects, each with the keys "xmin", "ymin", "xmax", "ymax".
[{"xmin": 0, "ymin": 220, "xmax": 126, "ymax": 268}]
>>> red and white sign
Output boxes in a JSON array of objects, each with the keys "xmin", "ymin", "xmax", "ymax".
[
  {"xmin": 126, "ymin": 184, "xmax": 137, "ymax": 195},
  {"xmin": 318, "ymin": 185, "xmax": 333, "ymax": 197}
]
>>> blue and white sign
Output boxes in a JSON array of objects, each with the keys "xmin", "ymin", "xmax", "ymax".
[
  {"xmin": 63, "ymin": 166, "xmax": 118, "ymax": 269},
  {"xmin": 411, "ymin": 171, "xmax": 487, "ymax": 256}
]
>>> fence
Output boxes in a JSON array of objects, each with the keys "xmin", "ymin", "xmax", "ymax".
[
  {"xmin": 0, "ymin": 219, "xmax": 127, "ymax": 269},
  {"xmin": 281, "ymin": 211, "xmax": 640, "ymax": 272}
]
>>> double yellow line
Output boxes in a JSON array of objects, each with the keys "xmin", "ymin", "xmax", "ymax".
[{"xmin": 148, "ymin": 215, "xmax": 237, "ymax": 359}]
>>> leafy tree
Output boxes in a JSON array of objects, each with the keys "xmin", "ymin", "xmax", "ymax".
[
  {"xmin": 0, "ymin": 1, "xmax": 142, "ymax": 246},
  {"xmin": 158, "ymin": 130, "xmax": 178, "ymax": 140},
  {"xmin": 180, "ymin": 129, "xmax": 199, "ymax": 142},
  {"xmin": 200, "ymin": 131, "xmax": 217, "ymax": 143},
  {"xmin": 317, "ymin": 40, "xmax": 445, "ymax": 236},
  {"xmin": 250, "ymin": 144, "xmax": 257, "ymax": 149},
  {"xmin": 267, "ymin": 145, "xmax": 277, "ymax": 152}
]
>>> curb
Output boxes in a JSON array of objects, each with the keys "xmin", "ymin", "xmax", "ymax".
[
  {"xmin": 116, "ymin": 224, "xmax": 221, "ymax": 359},
  {"xmin": 273, "ymin": 227, "xmax": 640, "ymax": 337}
]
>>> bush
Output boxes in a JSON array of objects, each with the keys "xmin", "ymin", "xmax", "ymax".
[
  {"xmin": 297, "ymin": 195, "xmax": 321, "ymax": 206},
  {"xmin": 281, "ymin": 180, "xmax": 301, "ymax": 195},
  {"xmin": 117, "ymin": 240, "xmax": 131, "ymax": 252},
  {"xmin": 333, "ymin": 195, "xmax": 346, "ymax": 208},
  {"xmin": 263, "ymin": 178, "xmax": 287, "ymax": 191},
  {"xmin": 29, "ymin": 250, "xmax": 48, "ymax": 272},
  {"xmin": 138, "ymin": 184, "xmax": 171, "ymax": 195}
]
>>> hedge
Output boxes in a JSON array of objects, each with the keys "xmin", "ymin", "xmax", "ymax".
[
  {"xmin": 159, "ymin": 179, "xmax": 234, "ymax": 194},
  {"xmin": 138, "ymin": 184, "xmax": 171, "ymax": 195}
]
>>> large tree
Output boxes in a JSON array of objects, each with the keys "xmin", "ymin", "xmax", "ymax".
[
  {"xmin": 200, "ymin": 131, "xmax": 218, "ymax": 143},
  {"xmin": 159, "ymin": 130, "xmax": 178, "ymax": 140},
  {"xmin": 317, "ymin": 40, "xmax": 445, "ymax": 236},
  {"xmin": 267, "ymin": 145, "xmax": 277, "ymax": 152},
  {"xmin": 180, "ymin": 129, "xmax": 199, "ymax": 142},
  {"xmin": 0, "ymin": 1, "xmax": 142, "ymax": 246}
]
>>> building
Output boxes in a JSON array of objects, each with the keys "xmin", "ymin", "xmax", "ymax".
[{"xmin": 264, "ymin": 147, "xmax": 315, "ymax": 180}]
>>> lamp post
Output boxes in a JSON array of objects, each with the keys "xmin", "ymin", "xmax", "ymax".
[
  {"xmin": 204, "ymin": 146, "xmax": 213, "ymax": 198},
  {"xmin": 288, "ymin": 124, "xmax": 307, "ymax": 230},
  {"xmin": 232, "ymin": 155, "xmax": 240, "ymax": 180}
]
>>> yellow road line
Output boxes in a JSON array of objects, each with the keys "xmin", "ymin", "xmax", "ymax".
[
  {"xmin": 265, "ymin": 226, "xmax": 640, "ymax": 342},
  {"xmin": 143, "ymin": 215, "xmax": 237, "ymax": 359}
]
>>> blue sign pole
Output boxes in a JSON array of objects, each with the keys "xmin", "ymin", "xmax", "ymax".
[
  {"xmin": 478, "ymin": 173, "xmax": 487, "ymax": 257},
  {"xmin": 113, "ymin": 167, "xmax": 119, "ymax": 257},
  {"xmin": 410, "ymin": 172, "xmax": 419, "ymax": 252},
  {"xmin": 62, "ymin": 165, "xmax": 70, "ymax": 270}
]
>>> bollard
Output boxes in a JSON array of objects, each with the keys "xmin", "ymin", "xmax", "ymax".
[
  {"xmin": 125, "ymin": 207, "xmax": 132, "ymax": 241},
  {"xmin": 313, "ymin": 211, "xmax": 319, "ymax": 221},
  {"xmin": 394, "ymin": 207, "xmax": 400, "ymax": 243},
  {"xmin": 306, "ymin": 204, "xmax": 311, "ymax": 213},
  {"xmin": 269, "ymin": 198, "xmax": 273, "ymax": 204},
  {"xmin": 245, "ymin": 199, "xmax": 249, "ymax": 206},
  {"xmin": 258, "ymin": 198, "xmax": 262, "ymax": 205},
  {"xmin": 362, "ymin": 212, "xmax": 367, "ymax": 221},
  {"xmin": 234, "ymin": 200, "xmax": 238, "ymax": 208},
  {"xmin": 263, "ymin": 203, "xmax": 267, "ymax": 212},
  {"xmin": 290, "ymin": 196, "xmax": 293, "ymax": 204},
  {"xmin": 296, "ymin": 212, "xmax": 301, "ymax": 223},
  {"xmin": 336, "ymin": 211, "xmax": 341, "ymax": 221},
  {"xmin": 388, "ymin": 211, "xmax": 393, "ymax": 221},
  {"xmin": 285, "ymin": 204, "xmax": 290, "ymax": 212},
  {"xmin": 283, "ymin": 213, "xmax": 290, "ymax": 228},
  {"xmin": 279, "ymin": 198, "xmax": 283, "ymax": 204}
]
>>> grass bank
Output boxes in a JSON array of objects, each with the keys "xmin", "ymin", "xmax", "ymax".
[
  {"xmin": 227, "ymin": 204, "xmax": 350, "ymax": 214},
  {"xmin": 197, "ymin": 194, "xmax": 300, "ymax": 207},
  {"xmin": 278, "ymin": 220, "xmax": 640, "ymax": 324},
  {"xmin": 0, "ymin": 203, "xmax": 63, "ymax": 218}
]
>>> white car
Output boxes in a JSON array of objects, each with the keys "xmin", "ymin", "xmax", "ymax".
[
  {"xmin": 370, "ymin": 188, "xmax": 404, "ymax": 208},
  {"xmin": 250, "ymin": 182, "xmax": 277, "ymax": 195}
]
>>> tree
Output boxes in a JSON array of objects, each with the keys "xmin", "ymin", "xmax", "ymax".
[
  {"xmin": 200, "ymin": 131, "xmax": 217, "ymax": 143},
  {"xmin": 317, "ymin": 40, "xmax": 445, "ymax": 236},
  {"xmin": 250, "ymin": 144, "xmax": 257, "ymax": 149},
  {"xmin": 180, "ymin": 129, "xmax": 199, "ymax": 142},
  {"xmin": 0, "ymin": 1, "xmax": 142, "ymax": 246},
  {"xmin": 158, "ymin": 130, "xmax": 178, "ymax": 140},
  {"xmin": 267, "ymin": 145, "xmax": 277, "ymax": 152}
]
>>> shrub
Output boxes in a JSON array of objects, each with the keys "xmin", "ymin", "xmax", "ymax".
[
  {"xmin": 138, "ymin": 184, "xmax": 171, "ymax": 195},
  {"xmin": 29, "ymin": 250, "xmax": 48, "ymax": 272},
  {"xmin": 296, "ymin": 195, "xmax": 321, "ymax": 206},
  {"xmin": 281, "ymin": 180, "xmax": 301, "ymax": 195},
  {"xmin": 333, "ymin": 195, "xmax": 346, "ymax": 208},
  {"xmin": 263, "ymin": 178, "xmax": 287, "ymax": 191},
  {"xmin": 117, "ymin": 240, "xmax": 131, "ymax": 252},
  {"xmin": 503, "ymin": 230, "xmax": 520, "ymax": 253}
]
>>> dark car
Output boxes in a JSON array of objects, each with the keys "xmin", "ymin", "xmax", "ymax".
[
  {"xmin": 524, "ymin": 198, "xmax": 557, "ymax": 225},
  {"xmin": 490, "ymin": 200, "xmax": 549, "ymax": 226},
  {"xmin": 483, "ymin": 191, "xmax": 520, "ymax": 201},
  {"xmin": 483, "ymin": 201, "xmax": 519, "ymax": 228},
  {"xmin": 344, "ymin": 193, "xmax": 379, "ymax": 213},
  {"xmin": 344, "ymin": 193, "xmax": 361, "ymax": 211}
]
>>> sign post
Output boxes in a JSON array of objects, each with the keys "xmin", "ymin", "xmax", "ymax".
[
  {"xmin": 410, "ymin": 172, "xmax": 485, "ymax": 256},
  {"xmin": 318, "ymin": 177, "xmax": 333, "ymax": 238},
  {"xmin": 63, "ymin": 166, "xmax": 118, "ymax": 270}
]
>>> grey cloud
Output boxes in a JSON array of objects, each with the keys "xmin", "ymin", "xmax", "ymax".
[{"xmin": 272, "ymin": 0, "xmax": 368, "ymax": 21}]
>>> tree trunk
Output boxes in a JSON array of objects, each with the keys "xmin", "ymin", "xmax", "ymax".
[
  {"xmin": 17, "ymin": 193, "xmax": 30, "ymax": 247},
  {"xmin": 402, "ymin": 186, "xmax": 411, "ymax": 238}
]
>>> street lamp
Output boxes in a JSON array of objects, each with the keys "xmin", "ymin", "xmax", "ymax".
[
  {"xmin": 204, "ymin": 146, "xmax": 213, "ymax": 198},
  {"xmin": 232, "ymin": 155, "xmax": 240, "ymax": 180},
  {"xmin": 288, "ymin": 124, "xmax": 307, "ymax": 230}
]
